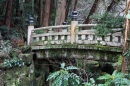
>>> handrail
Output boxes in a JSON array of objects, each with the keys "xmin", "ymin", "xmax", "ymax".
[
  {"xmin": 33, "ymin": 25, "xmax": 71, "ymax": 31},
  {"xmin": 77, "ymin": 24, "xmax": 98, "ymax": 27},
  {"xmin": 32, "ymin": 24, "xmax": 123, "ymax": 32},
  {"xmin": 32, "ymin": 24, "xmax": 98, "ymax": 31}
]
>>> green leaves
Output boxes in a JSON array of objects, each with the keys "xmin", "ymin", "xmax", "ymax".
[
  {"xmin": 83, "ymin": 78, "xmax": 97, "ymax": 86},
  {"xmin": 65, "ymin": 66, "xmax": 78, "ymax": 70},
  {"xmin": 47, "ymin": 62, "xmax": 80, "ymax": 86},
  {"xmin": 113, "ymin": 56, "xmax": 122, "ymax": 68},
  {"xmin": 123, "ymin": 49, "xmax": 130, "ymax": 58},
  {"xmin": 97, "ymin": 70, "xmax": 130, "ymax": 86},
  {"xmin": 94, "ymin": 24, "xmax": 112, "ymax": 36},
  {"xmin": 92, "ymin": 13, "xmax": 124, "ymax": 36},
  {"xmin": 46, "ymin": 71, "xmax": 60, "ymax": 81},
  {"xmin": 47, "ymin": 62, "xmax": 130, "ymax": 86},
  {"xmin": 3, "ymin": 57, "xmax": 24, "ymax": 68},
  {"xmin": 98, "ymin": 73, "xmax": 112, "ymax": 80}
]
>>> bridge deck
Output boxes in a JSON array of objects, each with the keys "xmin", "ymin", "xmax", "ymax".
[{"xmin": 28, "ymin": 24, "xmax": 123, "ymax": 60}]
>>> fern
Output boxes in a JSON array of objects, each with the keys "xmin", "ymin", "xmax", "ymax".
[
  {"xmin": 47, "ymin": 62, "xmax": 81, "ymax": 86},
  {"xmin": 97, "ymin": 70, "xmax": 130, "ymax": 86},
  {"xmin": 52, "ymin": 77, "xmax": 62, "ymax": 86},
  {"xmin": 65, "ymin": 66, "xmax": 78, "ymax": 70},
  {"xmin": 46, "ymin": 71, "xmax": 60, "ymax": 81},
  {"xmin": 83, "ymin": 78, "xmax": 97, "ymax": 86}
]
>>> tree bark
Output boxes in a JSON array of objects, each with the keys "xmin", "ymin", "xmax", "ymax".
[
  {"xmin": 50, "ymin": 0, "xmax": 55, "ymax": 25},
  {"xmin": 43, "ymin": 0, "xmax": 51, "ymax": 26},
  {"xmin": 14, "ymin": 0, "xmax": 20, "ymax": 25},
  {"xmin": 58, "ymin": 0, "xmax": 66, "ymax": 25},
  {"xmin": 5, "ymin": 0, "xmax": 13, "ymax": 28},
  {"xmin": 107, "ymin": 0, "xmax": 116, "ymax": 12},
  {"xmin": 83, "ymin": 0, "xmax": 99, "ymax": 24},
  {"xmin": 0, "ymin": 1, "xmax": 7, "ymax": 26},
  {"xmin": 73, "ymin": 0, "xmax": 78, "ymax": 11},
  {"xmin": 38, "ymin": 0, "xmax": 43, "ymax": 27},
  {"xmin": 65, "ymin": 0, "xmax": 71, "ymax": 21},
  {"xmin": 0, "ymin": 1, "xmax": 7, "ymax": 15},
  {"xmin": 121, "ymin": 0, "xmax": 130, "ymax": 73}
]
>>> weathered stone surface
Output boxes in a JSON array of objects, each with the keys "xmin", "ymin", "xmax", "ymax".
[
  {"xmin": 100, "ymin": 41, "xmax": 106, "ymax": 45},
  {"xmin": 33, "ymin": 46, "xmax": 122, "ymax": 62},
  {"xmin": 105, "ymin": 36, "xmax": 110, "ymax": 42}
]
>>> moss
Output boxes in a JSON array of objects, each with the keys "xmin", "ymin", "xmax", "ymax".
[
  {"xmin": 31, "ymin": 40, "xmax": 122, "ymax": 53},
  {"xmin": 19, "ymin": 77, "xmax": 31, "ymax": 86},
  {"xmin": 4, "ymin": 65, "xmax": 34, "ymax": 86},
  {"xmin": 20, "ymin": 54, "xmax": 32, "ymax": 66}
]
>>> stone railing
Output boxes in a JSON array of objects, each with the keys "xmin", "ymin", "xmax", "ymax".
[{"xmin": 28, "ymin": 24, "xmax": 123, "ymax": 48}]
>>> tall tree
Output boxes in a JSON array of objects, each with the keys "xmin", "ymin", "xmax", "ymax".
[
  {"xmin": 43, "ymin": 0, "xmax": 51, "ymax": 26},
  {"xmin": 65, "ymin": 0, "xmax": 71, "ymax": 21},
  {"xmin": 56, "ymin": 0, "xmax": 67, "ymax": 25},
  {"xmin": 107, "ymin": 0, "xmax": 116, "ymax": 12},
  {"xmin": 0, "ymin": 1, "xmax": 7, "ymax": 15},
  {"xmin": 39, "ymin": 0, "xmax": 43, "ymax": 27},
  {"xmin": 49, "ymin": 0, "xmax": 55, "ymax": 26},
  {"xmin": 73, "ymin": 0, "xmax": 78, "ymax": 11},
  {"xmin": 83, "ymin": 0, "xmax": 99, "ymax": 24},
  {"xmin": 0, "ymin": 1, "xmax": 7, "ymax": 26},
  {"xmin": 58, "ymin": 0, "xmax": 67, "ymax": 25},
  {"xmin": 121, "ymin": 0, "xmax": 130, "ymax": 73},
  {"xmin": 5, "ymin": 0, "xmax": 13, "ymax": 28}
]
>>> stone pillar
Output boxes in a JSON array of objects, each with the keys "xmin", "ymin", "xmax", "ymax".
[
  {"xmin": 27, "ymin": 16, "xmax": 34, "ymax": 45},
  {"xmin": 71, "ymin": 11, "xmax": 78, "ymax": 44},
  {"xmin": 28, "ymin": 26, "xmax": 34, "ymax": 45}
]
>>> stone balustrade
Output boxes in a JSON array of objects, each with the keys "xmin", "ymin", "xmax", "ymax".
[{"xmin": 30, "ymin": 24, "xmax": 123, "ymax": 47}]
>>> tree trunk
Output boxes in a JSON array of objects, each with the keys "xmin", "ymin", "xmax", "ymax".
[
  {"xmin": 38, "ymin": 0, "xmax": 43, "ymax": 27},
  {"xmin": 65, "ymin": 0, "xmax": 71, "ymax": 21},
  {"xmin": 5, "ymin": 0, "xmax": 13, "ymax": 28},
  {"xmin": 14, "ymin": 0, "xmax": 19, "ymax": 25},
  {"xmin": 58, "ymin": 0, "xmax": 66, "ymax": 25},
  {"xmin": 107, "ymin": 0, "xmax": 116, "ymax": 12},
  {"xmin": 73, "ymin": 0, "xmax": 78, "ymax": 11},
  {"xmin": 83, "ymin": 0, "xmax": 99, "ymax": 24},
  {"xmin": 56, "ymin": 0, "xmax": 67, "ymax": 32},
  {"xmin": 50, "ymin": 0, "xmax": 56, "ymax": 26},
  {"xmin": 0, "ymin": 1, "xmax": 7, "ymax": 15},
  {"xmin": 0, "ymin": 1, "xmax": 7, "ymax": 26},
  {"xmin": 121, "ymin": 0, "xmax": 130, "ymax": 73},
  {"xmin": 55, "ymin": 0, "xmax": 60, "ymax": 25},
  {"xmin": 31, "ymin": 0, "xmax": 34, "ymax": 14},
  {"xmin": 43, "ymin": 0, "xmax": 51, "ymax": 26}
]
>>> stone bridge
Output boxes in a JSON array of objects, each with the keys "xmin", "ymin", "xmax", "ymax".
[
  {"xmin": 28, "ymin": 22, "xmax": 123, "ymax": 62},
  {"xmin": 27, "ymin": 21, "xmax": 124, "ymax": 86}
]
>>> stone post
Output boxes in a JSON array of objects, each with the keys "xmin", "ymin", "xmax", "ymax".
[
  {"xmin": 28, "ymin": 26, "xmax": 34, "ymax": 45},
  {"xmin": 71, "ymin": 11, "xmax": 78, "ymax": 44},
  {"xmin": 62, "ymin": 22, "xmax": 67, "ymax": 32},
  {"xmin": 27, "ymin": 16, "xmax": 34, "ymax": 45}
]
